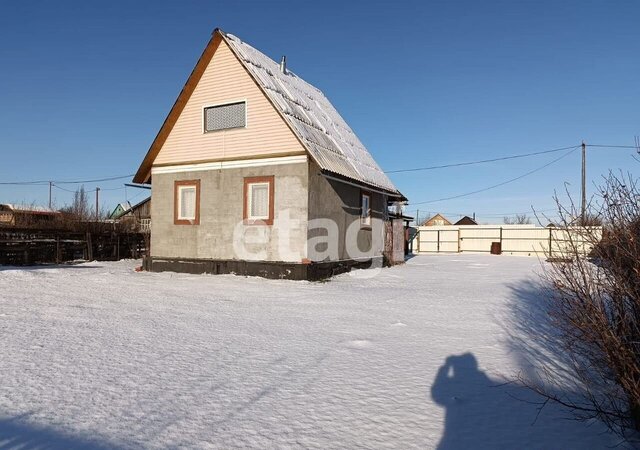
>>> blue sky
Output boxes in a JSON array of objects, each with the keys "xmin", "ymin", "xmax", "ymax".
[{"xmin": 0, "ymin": 0, "xmax": 638, "ymax": 223}]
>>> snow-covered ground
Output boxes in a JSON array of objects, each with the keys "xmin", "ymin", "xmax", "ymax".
[{"xmin": 0, "ymin": 255, "xmax": 617, "ymax": 449}]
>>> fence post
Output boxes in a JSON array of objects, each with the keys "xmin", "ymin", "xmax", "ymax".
[
  {"xmin": 55, "ymin": 234, "xmax": 61, "ymax": 264},
  {"xmin": 457, "ymin": 228, "xmax": 461, "ymax": 253},
  {"xmin": 437, "ymin": 230, "xmax": 440, "ymax": 253},
  {"xmin": 86, "ymin": 232, "xmax": 93, "ymax": 261},
  {"xmin": 548, "ymin": 228, "xmax": 553, "ymax": 259}
]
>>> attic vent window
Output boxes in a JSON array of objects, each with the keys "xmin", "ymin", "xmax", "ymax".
[{"xmin": 204, "ymin": 101, "xmax": 246, "ymax": 132}]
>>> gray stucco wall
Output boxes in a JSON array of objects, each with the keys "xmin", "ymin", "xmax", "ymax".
[
  {"xmin": 151, "ymin": 162, "xmax": 308, "ymax": 262},
  {"xmin": 307, "ymin": 162, "xmax": 386, "ymax": 262}
]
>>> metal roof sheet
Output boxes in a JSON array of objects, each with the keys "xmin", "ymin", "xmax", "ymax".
[{"xmin": 222, "ymin": 32, "xmax": 401, "ymax": 196}]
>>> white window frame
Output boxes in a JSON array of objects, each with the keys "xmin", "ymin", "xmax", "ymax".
[
  {"xmin": 174, "ymin": 180, "xmax": 200, "ymax": 225},
  {"xmin": 243, "ymin": 176, "xmax": 274, "ymax": 225},
  {"xmin": 361, "ymin": 192, "xmax": 371, "ymax": 227},
  {"xmin": 247, "ymin": 182, "xmax": 270, "ymax": 221},
  {"xmin": 202, "ymin": 99, "xmax": 248, "ymax": 134},
  {"xmin": 177, "ymin": 185, "xmax": 197, "ymax": 221}
]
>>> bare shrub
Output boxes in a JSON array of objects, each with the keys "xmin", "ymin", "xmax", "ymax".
[
  {"xmin": 504, "ymin": 214, "xmax": 532, "ymax": 225},
  {"xmin": 520, "ymin": 173, "xmax": 640, "ymax": 440}
]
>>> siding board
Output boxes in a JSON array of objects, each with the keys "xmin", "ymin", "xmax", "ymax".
[{"xmin": 154, "ymin": 40, "xmax": 305, "ymax": 166}]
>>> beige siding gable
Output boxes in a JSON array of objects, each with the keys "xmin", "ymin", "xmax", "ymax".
[{"xmin": 154, "ymin": 39, "xmax": 305, "ymax": 166}]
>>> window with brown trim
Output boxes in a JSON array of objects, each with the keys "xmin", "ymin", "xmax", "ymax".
[
  {"xmin": 361, "ymin": 191, "xmax": 371, "ymax": 227},
  {"xmin": 243, "ymin": 176, "xmax": 274, "ymax": 225},
  {"xmin": 174, "ymin": 180, "xmax": 200, "ymax": 225}
]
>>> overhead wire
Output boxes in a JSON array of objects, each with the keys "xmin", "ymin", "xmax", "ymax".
[
  {"xmin": 0, "ymin": 173, "xmax": 134, "ymax": 186},
  {"xmin": 1, "ymin": 142, "xmax": 636, "ymax": 208},
  {"xmin": 409, "ymin": 146, "xmax": 580, "ymax": 205},
  {"xmin": 384, "ymin": 145, "xmax": 579, "ymax": 174}
]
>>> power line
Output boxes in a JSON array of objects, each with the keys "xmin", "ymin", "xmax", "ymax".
[
  {"xmin": 54, "ymin": 174, "xmax": 135, "ymax": 184},
  {"xmin": 404, "ymin": 208, "xmax": 557, "ymax": 217},
  {"xmin": 0, "ymin": 180, "xmax": 50, "ymax": 186},
  {"xmin": 0, "ymin": 143, "xmax": 635, "ymax": 186},
  {"xmin": 385, "ymin": 145, "xmax": 578, "ymax": 174},
  {"xmin": 480, "ymin": 208, "xmax": 558, "ymax": 217},
  {"xmin": 385, "ymin": 142, "xmax": 638, "ymax": 174},
  {"xmin": 409, "ymin": 147, "xmax": 579, "ymax": 205},
  {"xmin": 53, "ymin": 184, "xmax": 125, "ymax": 193},
  {"xmin": 587, "ymin": 144, "xmax": 638, "ymax": 149},
  {"xmin": 53, "ymin": 185, "xmax": 83, "ymax": 193},
  {"xmin": 0, "ymin": 173, "xmax": 134, "ymax": 186}
]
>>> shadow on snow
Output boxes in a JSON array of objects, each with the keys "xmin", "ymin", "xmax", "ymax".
[
  {"xmin": 0, "ymin": 413, "xmax": 121, "ymax": 449},
  {"xmin": 430, "ymin": 352, "xmax": 616, "ymax": 449}
]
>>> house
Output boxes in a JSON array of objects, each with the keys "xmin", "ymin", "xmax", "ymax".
[
  {"xmin": 133, "ymin": 29, "xmax": 405, "ymax": 279},
  {"xmin": 116, "ymin": 197, "xmax": 151, "ymax": 233},
  {"xmin": 0, "ymin": 204, "xmax": 61, "ymax": 227},
  {"xmin": 422, "ymin": 213, "xmax": 451, "ymax": 226},
  {"xmin": 109, "ymin": 202, "xmax": 132, "ymax": 219},
  {"xmin": 454, "ymin": 215, "xmax": 478, "ymax": 226}
]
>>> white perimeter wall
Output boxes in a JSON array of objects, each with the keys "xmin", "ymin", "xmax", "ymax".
[{"xmin": 413, "ymin": 225, "xmax": 601, "ymax": 257}]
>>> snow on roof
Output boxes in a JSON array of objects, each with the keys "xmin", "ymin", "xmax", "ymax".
[
  {"xmin": 120, "ymin": 197, "xmax": 150, "ymax": 215},
  {"xmin": 1, "ymin": 203, "xmax": 58, "ymax": 214},
  {"xmin": 222, "ymin": 32, "xmax": 401, "ymax": 196}
]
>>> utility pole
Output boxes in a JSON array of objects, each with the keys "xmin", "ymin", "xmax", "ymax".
[
  {"xmin": 581, "ymin": 141, "xmax": 586, "ymax": 225},
  {"xmin": 95, "ymin": 187, "xmax": 100, "ymax": 220},
  {"xmin": 48, "ymin": 181, "xmax": 52, "ymax": 209},
  {"xmin": 416, "ymin": 209, "xmax": 419, "ymax": 226}
]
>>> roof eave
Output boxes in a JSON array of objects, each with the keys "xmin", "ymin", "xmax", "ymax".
[
  {"xmin": 320, "ymin": 169, "xmax": 406, "ymax": 200},
  {"xmin": 132, "ymin": 29, "xmax": 225, "ymax": 184}
]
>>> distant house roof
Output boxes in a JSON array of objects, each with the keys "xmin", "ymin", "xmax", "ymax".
[
  {"xmin": 454, "ymin": 216, "xmax": 478, "ymax": 226},
  {"xmin": 133, "ymin": 29, "xmax": 403, "ymax": 198},
  {"xmin": 109, "ymin": 202, "xmax": 132, "ymax": 219},
  {"xmin": 423, "ymin": 213, "xmax": 452, "ymax": 226},
  {"xmin": 120, "ymin": 197, "xmax": 150, "ymax": 216},
  {"xmin": 0, "ymin": 204, "xmax": 59, "ymax": 215}
]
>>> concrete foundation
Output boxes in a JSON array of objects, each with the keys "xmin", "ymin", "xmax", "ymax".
[{"xmin": 144, "ymin": 255, "xmax": 382, "ymax": 281}]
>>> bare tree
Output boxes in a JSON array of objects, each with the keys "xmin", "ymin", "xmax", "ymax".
[
  {"xmin": 518, "ymin": 172, "xmax": 640, "ymax": 441},
  {"xmin": 504, "ymin": 213, "xmax": 532, "ymax": 225},
  {"xmin": 60, "ymin": 185, "xmax": 90, "ymax": 221}
]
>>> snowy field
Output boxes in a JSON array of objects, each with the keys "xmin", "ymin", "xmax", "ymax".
[{"xmin": 0, "ymin": 255, "xmax": 618, "ymax": 449}]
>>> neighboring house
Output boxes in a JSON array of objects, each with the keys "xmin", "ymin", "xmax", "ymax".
[
  {"xmin": 116, "ymin": 197, "xmax": 151, "ymax": 233},
  {"xmin": 133, "ymin": 29, "xmax": 405, "ymax": 279},
  {"xmin": 109, "ymin": 202, "xmax": 132, "ymax": 219},
  {"xmin": 454, "ymin": 215, "xmax": 478, "ymax": 226},
  {"xmin": 0, "ymin": 204, "xmax": 60, "ymax": 227},
  {"xmin": 423, "ymin": 213, "xmax": 451, "ymax": 227}
]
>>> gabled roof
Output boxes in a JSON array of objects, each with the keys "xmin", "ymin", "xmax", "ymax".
[
  {"xmin": 120, "ymin": 196, "xmax": 150, "ymax": 216},
  {"xmin": 454, "ymin": 215, "xmax": 478, "ymax": 226},
  {"xmin": 134, "ymin": 29, "xmax": 402, "ymax": 197},
  {"xmin": 109, "ymin": 202, "xmax": 132, "ymax": 219},
  {"xmin": 423, "ymin": 213, "xmax": 452, "ymax": 226}
]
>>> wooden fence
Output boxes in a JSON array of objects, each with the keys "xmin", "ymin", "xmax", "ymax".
[
  {"xmin": 0, "ymin": 227, "xmax": 147, "ymax": 266},
  {"xmin": 413, "ymin": 225, "xmax": 600, "ymax": 257}
]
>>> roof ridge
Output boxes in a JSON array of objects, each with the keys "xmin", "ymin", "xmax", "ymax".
[{"xmin": 221, "ymin": 31, "xmax": 401, "ymax": 196}]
